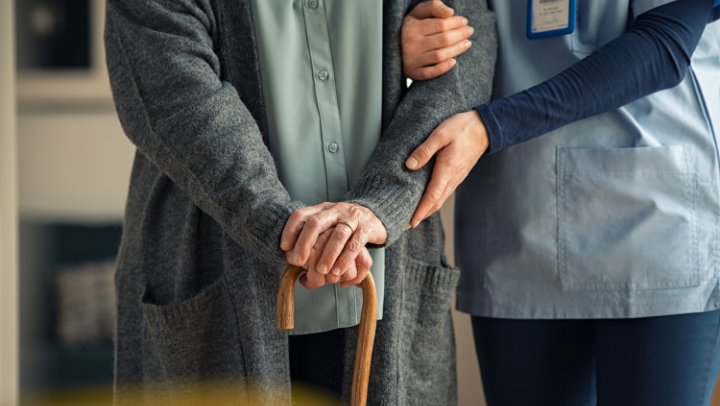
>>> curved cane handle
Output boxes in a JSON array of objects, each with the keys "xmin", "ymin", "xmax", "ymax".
[{"xmin": 275, "ymin": 265, "xmax": 377, "ymax": 406}]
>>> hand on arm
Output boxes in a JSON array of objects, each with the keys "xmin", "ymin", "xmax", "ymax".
[
  {"xmin": 402, "ymin": 0, "xmax": 713, "ymax": 226},
  {"xmin": 405, "ymin": 110, "xmax": 489, "ymax": 227},
  {"xmin": 281, "ymin": 203, "xmax": 387, "ymax": 289},
  {"xmin": 402, "ymin": 0, "xmax": 475, "ymax": 80}
]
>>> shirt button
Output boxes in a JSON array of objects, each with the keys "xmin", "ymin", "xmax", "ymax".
[
  {"xmin": 318, "ymin": 70, "xmax": 329, "ymax": 81},
  {"xmin": 328, "ymin": 143, "xmax": 339, "ymax": 153},
  {"xmin": 308, "ymin": 0, "xmax": 318, "ymax": 9}
]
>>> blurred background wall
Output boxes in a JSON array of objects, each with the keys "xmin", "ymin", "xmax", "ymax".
[{"xmin": 1, "ymin": 0, "xmax": 20, "ymax": 404}]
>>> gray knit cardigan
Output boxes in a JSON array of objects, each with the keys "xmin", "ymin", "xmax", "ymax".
[{"xmin": 105, "ymin": 0, "xmax": 496, "ymax": 404}]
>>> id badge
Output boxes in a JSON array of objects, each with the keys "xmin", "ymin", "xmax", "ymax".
[{"xmin": 527, "ymin": 0, "xmax": 575, "ymax": 40}]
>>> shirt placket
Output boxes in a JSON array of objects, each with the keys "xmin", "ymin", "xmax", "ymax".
[
  {"xmin": 302, "ymin": 0, "xmax": 357, "ymax": 328},
  {"xmin": 302, "ymin": 0, "xmax": 348, "ymax": 202}
]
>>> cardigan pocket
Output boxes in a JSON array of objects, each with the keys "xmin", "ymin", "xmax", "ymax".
[
  {"xmin": 557, "ymin": 145, "xmax": 700, "ymax": 291},
  {"xmin": 140, "ymin": 273, "xmax": 247, "ymax": 388},
  {"xmin": 400, "ymin": 256, "xmax": 461, "ymax": 403}
]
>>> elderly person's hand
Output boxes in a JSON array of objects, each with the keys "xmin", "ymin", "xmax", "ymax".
[
  {"xmin": 406, "ymin": 110, "xmax": 489, "ymax": 228},
  {"xmin": 402, "ymin": 0, "xmax": 474, "ymax": 80},
  {"xmin": 284, "ymin": 226, "xmax": 374, "ymax": 289},
  {"xmin": 281, "ymin": 202, "xmax": 387, "ymax": 289}
]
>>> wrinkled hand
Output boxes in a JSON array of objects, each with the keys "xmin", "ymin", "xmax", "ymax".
[
  {"xmin": 285, "ymin": 227, "xmax": 374, "ymax": 290},
  {"xmin": 402, "ymin": 0, "xmax": 474, "ymax": 80},
  {"xmin": 406, "ymin": 110, "xmax": 489, "ymax": 228},
  {"xmin": 281, "ymin": 202, "xmax": 387, "ymax": 289}
]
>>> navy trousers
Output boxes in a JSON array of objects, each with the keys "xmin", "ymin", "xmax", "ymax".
[
  {"xmin": 289, "ymin": 327, "xmax": 345, "ymax": 400},
  {"xmin": 472, "ymin": 309, "xmax": 720, "ymax": 406}
]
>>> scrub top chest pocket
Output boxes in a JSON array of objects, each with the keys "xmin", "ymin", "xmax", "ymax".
[{"xmin": 557, "ymin": 145, "xmax": 700, "ymax": 292}]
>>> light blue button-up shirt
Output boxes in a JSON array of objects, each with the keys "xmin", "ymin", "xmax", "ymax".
[
  {"xmin": 456, "ymin": 0, "xmax": 720, "ymax": 319},
  {"xmin": 250, "ymin": 0, "xmax": 384, "ymax": 334}
]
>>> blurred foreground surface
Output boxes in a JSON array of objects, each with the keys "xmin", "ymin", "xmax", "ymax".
[{"xmin": 22, "ymin": 383, "xmax": 343, "ymax": 406}]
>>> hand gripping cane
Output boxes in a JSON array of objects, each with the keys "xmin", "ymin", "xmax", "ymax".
[{"xmin": 276, "ymin": 265, "xmax": 377, "ymax": 406}]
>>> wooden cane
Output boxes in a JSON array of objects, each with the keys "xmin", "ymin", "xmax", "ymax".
[{"xmin": 276, "ymin": 265, "xmax": 377, "ymax": 406}]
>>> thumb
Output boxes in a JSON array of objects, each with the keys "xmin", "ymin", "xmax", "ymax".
[
  {"xmin": 409, "ymin": 0, "xmax": 455, "ymax": 19},
  {"xmin": 430, "ymin": 1, "xmax": 455, "ymax": 18},
  {"xmin": 406, "ymin": 128, "xmax": 448, "ymax": 171}
]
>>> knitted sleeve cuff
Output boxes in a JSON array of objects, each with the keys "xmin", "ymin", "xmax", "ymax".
[
  {"xmin": 237, "ymin": 200, "xmax": 306, "ymax": 268},
  {"xmin": 344, "ymin": 173, "xmax": 425, "ymax": 247}
]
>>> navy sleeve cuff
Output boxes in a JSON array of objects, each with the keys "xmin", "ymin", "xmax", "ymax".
[{"xmin": 475, "ymin": 104, "xmax": 504, "ymax": 155}]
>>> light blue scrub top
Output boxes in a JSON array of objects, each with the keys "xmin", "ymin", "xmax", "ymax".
[
  {"xmin": 250, "ymin": 0, "xmax": 384, "ymax": 334},
  {"xmin": 456, "ymin": 0, "xmax": 720, "ymax": 319}
]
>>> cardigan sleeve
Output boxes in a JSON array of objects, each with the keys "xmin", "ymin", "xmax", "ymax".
[
  {"xmin": 105, "ymin": 0, "xmax": 303, "ymax": 266},
  {"xmin": 344, "ymin": 0, "xmax": 498, "ymax": 246}
]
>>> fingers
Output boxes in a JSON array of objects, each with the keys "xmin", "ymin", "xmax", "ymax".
[
  {"xmin": 422, "ymin": 25, "xmax": 474, "ymax": 52},
  {"xmin": 402, "ymin": 20, "xmax": 473, "ymax": 80},
  {"xmin": 408, "ymin": 129, "xmax": 457, "ymax": 226},
  {"xmin": 288, "ymin": 203, "xmax": 387, "ymax": 283},
  {"xmin": 412, "ymin": 15, "xmax": 469, "ymax": 36},
  {"xmin": 326, "ymin": 223, "xmax": 370, "ymax": 280},
  {"xmin": 299, "ymin": 228, "xmax": 332, "ymax": 290},
  {"xmin": 291, "ymin": 206, "xmax": 339, "ymax": 266},
  {"xmin": 281, "ymin": 203, "xmax": 330, "ymax": 251},
  {"xmin": 416, "ymin": 39, "xmax": 472, "ymax": 67},
  {"xmin": 410, "ymin": 177, "xmax": 456, "ymax": 227},
  {"xmin": 410, "ymin": 160, "xmax": 453, "ymax": 228},
  {"xmin": 341, "ymin": 248, "xmax": 373, "ymax": 289},
  {"xmin": 406, "ymin": 56, "xmax": 457, "ymax": 81},
  {"xmin": 408, "ymin": 0, "xmax": 454, "ymax": 20},
  {"xmin": 407, "ymin": 111, "xmax": 490, "ymax": 228},
  {"xmin": 315, "ymin": 220, "xmax": 358, "ymax": 276},
  {"xmin": 403, "ymin": 20, "xmax": 473, "ymax": 58},
  {"xmin": 406, "ymin": 125, "xmax": 452, "ymax": 171}
]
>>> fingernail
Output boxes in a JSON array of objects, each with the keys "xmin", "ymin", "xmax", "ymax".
[
  {"xmin": 465, "ymin": 40, "xmax": 472, "ymax": 48},
  {"xmin": 468, "ymin": 27, "xmax": 475, "ymax": 35},
  {"xmin": 450, "ymin": 58, "xmax": 457, "ymax": 66},
  {"xmin": 280, "ymin": 239, "xmax": 288, "ymax": 249},
  {"xmin": 317, "ymin": 264, "xmax": 327, "ymax": 274},
  {"xmin": 331, "ymin": 268, "xmax": 341, "ymax": 276},
  {"xmin": 405, "ymin": 225, "xmax": 411, "ymax": 231},
  {"xmin": 462, "ymin": 18, "xmax": 468, "ymax": 25},
  {"xmin": 443, "ymin": 6, "xmax": 454, "ymax": 13},
  {"xmin": 406, "ymin": 157, "xmax": 418, "ymax": 169}
]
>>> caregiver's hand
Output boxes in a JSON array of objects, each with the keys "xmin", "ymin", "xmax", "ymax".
[
  {"xmin": 281, "ymin": 202, "xmax": 387, "ymax": 287},
  {"xmin": 406, "ymin": 110, "xmax": 489, "ymax": 228},
  {"xmin": 402, "ymin": 0, "xmax": 474, "ymax": 80},
  {"xmin": 285, "ymin": 228, "xmax": 374, "ymax": 290}
]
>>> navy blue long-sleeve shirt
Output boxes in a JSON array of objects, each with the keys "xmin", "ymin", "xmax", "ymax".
[{"xmin": 477, "ymin": 0, "xmax": 717, "ymax": 154}]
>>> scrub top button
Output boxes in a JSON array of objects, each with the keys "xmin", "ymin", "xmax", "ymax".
[
  {"xmin": 318, "ymin": 70, "xmax": 329, "ymax": 81},
  {"xmin": 308, "ymin": 0, "xmax": 318, "ymax": 9},
  {"xmin": 328, "ymin": 143, "xmax": 339, "ymax": 153}
]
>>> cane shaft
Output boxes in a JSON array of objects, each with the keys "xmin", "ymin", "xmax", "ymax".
[
  {"xmin": 351, "ymin": 273, "xmax": 377, "ymax": 406},
  {"xmin": 275, "ymin": 266, "xmax": 377, "ymax": 406}
]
